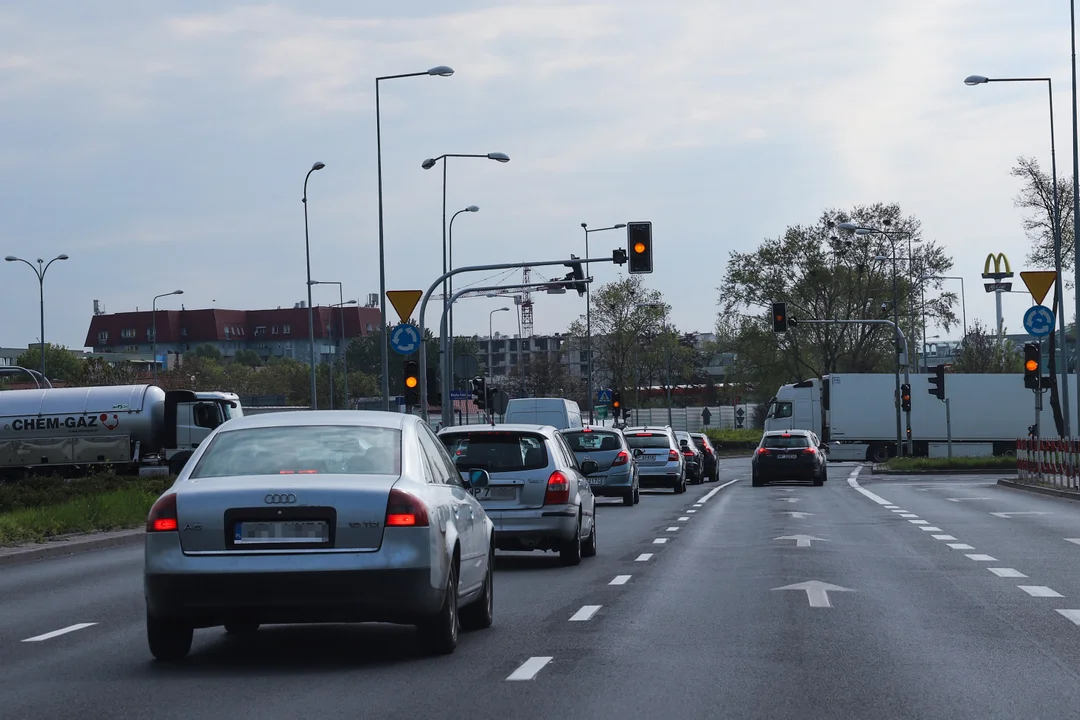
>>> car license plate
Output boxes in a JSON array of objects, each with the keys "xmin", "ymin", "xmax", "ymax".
[
  {"xmin": 476, "ymin": 486, "xmax": 516, "ymax": 501},
  {"xmin": 587, "ymin": 476, "xmax": 607, "ymax": 485},
  {"xmin": 235, "ymin": 520, "xmax": 329, "ymax": 544},
  {"xmin": 778, "ymin": 454, "xmax": 796, "ymax": 459}
]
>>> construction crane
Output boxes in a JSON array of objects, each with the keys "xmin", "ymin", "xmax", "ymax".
[{"xmin": 432, "ymin": 267, "xmax": 535, "ymax": 337}]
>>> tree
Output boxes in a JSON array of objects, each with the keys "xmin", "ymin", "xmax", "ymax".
[
  {"xmin": 346, "ymin": 322, "xmax": 438, "ymax": 396},
  {"xmin": 504, "ymin": 353, "xmax": 585, "ymax": 401},
  {"xmin": 192, "ymin": 344, "xmax": 222, "ymax": 361},
  {"xmin": 716, "ymin": 203, "xmax": 957, "ymax": 400},
  {"xmin": 951, "ymin": 320, "xmax": 1022, "ymax": 373},
  {"xmin": 233, "ymin": 349, "xmax": 262, "ymax": 367},
  {"xmin": 16, "ymin": 343, "xmax": 83, "ymax": 383},
  {"xmin": 1014, "ymin": 155, "xmax": 1075, "ymax": 284}
]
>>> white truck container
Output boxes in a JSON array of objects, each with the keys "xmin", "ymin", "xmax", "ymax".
[
  {"xmin": 763, "ymin": 372, "xmax": 1079, "ymax": 463},
  {"xmin": 0, "ymin": 384, "xmax": 243, "ymax": 477}
]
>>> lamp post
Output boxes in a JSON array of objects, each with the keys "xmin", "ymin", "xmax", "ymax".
[
  {"xmin": 918, "ymin": 275, "xmax": 967, "ymax": 371},
  {"xmin": 330, "ymin": 299, "xmax": 358, "ymax": 409},
  {"xmin": 1072, "ymin": 0, "xmax": 1080, "ymax": 433},
  {"xmin": 152, "ymin": 289, "xmax": 183, "ymax": 385},
  {"xmin": 489, "ymin": 307, "xmax": 510, "ymax": 416},
  {"xmin": 376, "ymin": 65, "xmax": 455, "ymax": 410},
  {"xmin": 302, "ymin": 161, "xmax": 325, "ymax": 409},
  {"xmin": 964, "ymin": 74, "xmax": 1070, "ymax": 435},
  {"xmin": 448, "ymin": 204, "xmax": 479, "ymax": 384},
  {"xmin": 580, "ymin": 222, "xmax": 627, "ymax": 423},
  {"xmin": 5, "ymin": 253, "xmax": 69, "ymax": 380}
]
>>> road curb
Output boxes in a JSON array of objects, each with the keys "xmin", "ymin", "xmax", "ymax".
[
  {"xmin": 997, "ymin": 478, "xmax": 1080, "ymax": 502},
  {"xmin": 871, "ymin": 467, "xmax": 1018, "ymax": 475},
  {"xmin": 0, "ymin": 528, "xmax": 144, "ymax": 567}
]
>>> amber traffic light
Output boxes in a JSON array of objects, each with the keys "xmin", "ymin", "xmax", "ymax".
[
  {"xmin": 627, "ymin": 222, "xmax": 653, "ymax": 274},
  {"xmin": 772, "ymin": 302, "xmax": 788, "ymax": 333},
  {"xmin": 403, "ymin": 361, "xmax": 419, "ymax": 406},
  {"xmin": 1023, "ymin": 343, "xmax": 1040, "ymax": 390}
]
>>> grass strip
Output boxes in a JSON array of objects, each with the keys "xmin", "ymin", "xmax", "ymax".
[
  {"xmin": 0, "ymin": 486, "xmax": 161, "ymax": 545},
  {"xmin": 882, "ymin": 455, "xmax": 1017, "ymax": 472}
]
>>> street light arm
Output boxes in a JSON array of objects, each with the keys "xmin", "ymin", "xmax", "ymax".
[{"xmin": 6, "ymin": 256, "xmax": 40, "ymax": 278}]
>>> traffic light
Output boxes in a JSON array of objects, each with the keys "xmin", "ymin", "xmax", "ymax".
[
  {"xmin": 563, "ymin": 255, "xmax": 587, "ymax": 296},
  {"xmin": 928, "ymin": 364, "xmax": 946, "ymax": 400},
  {"xmin": 471, "ymin": 377, "xmax": 487, "ymax": 410},
  {"xmin": 426, "ymin": 367, "xmax": 440, "ymax": 407},
  {"xmin": 627, "ymin": 221, "xmax": 653, "ymax": 274},
  {"xmin": 1024, "ymin": 342, "xmax": 1041, "ymax": 390},
  {"xmin": 612, "ymin": 391, "xmax": 622, "ymax": 419},
  {"xmin": 403, "ymin": 361, "xmax": 419, "ymax": 407},
  {"xmin": 900, "ymin": 383, "xmax": 911, "ymax": 412},
  {"xmin": 772, "ymin": 302, "xmax": 788, "ymax": 333}
]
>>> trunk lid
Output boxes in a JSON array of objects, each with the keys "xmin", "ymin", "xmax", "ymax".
[
  {"xmin": 562, "ymin": 430, "xmax": 627, "ymax": 473},
  {"xmin": 625, "ymin": 432, "xmax": 673, "ymax": 467},
  {"xmin": 174, "ymin": 474, "xmax": 398, "ymax": 553},
  {"xmin": 440, "ymin": 429, "xmax": 553, "ymax": 510}
]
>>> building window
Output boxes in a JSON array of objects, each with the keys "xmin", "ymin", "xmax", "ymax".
[
  {"xmin": 366, "ymin": 323, "xmax": 373, "ymax": 333},
  {"xmin": 255, "ymin": 326, "xmax": 266, "ymax": 337},
  {"xmin": 181, "ymin": 328, "xmax": 188, "ymax": 337},
  {"xmin": 146, "ymin": 328, "xmax": 155, "ymax": 340},
  {"xmin": 283, "ymin": 324, "xmax": 291, "ymax": 334},
  {"xmin": 121, "ymin": 328, "xmax": 135, "ymax": 339},
  {"xmin": 272, "ymin": 325, "xmax": 279, "ymax": 335},
  {"xmin": 97, "ymin": 330, "xmax": 109, "ymax": 343}
]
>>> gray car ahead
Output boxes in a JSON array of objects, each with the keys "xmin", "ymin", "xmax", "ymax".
[
  {"xmin": 143, "ymin": 411, "xmax": 495, "ymax": 661},
  {"xmin": 561, "ymin": 427, "xmax": 640, "ymax": 505},
  {"xmin": 438, "ymin": 424, "xmax": 597, "ymax": 566}
]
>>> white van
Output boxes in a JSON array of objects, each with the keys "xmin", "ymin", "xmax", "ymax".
[{"xmin": 502, "ymin": 398, "xmax": 584, "ymax": 430}]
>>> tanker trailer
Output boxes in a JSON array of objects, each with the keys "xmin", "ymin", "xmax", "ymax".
[{"xmin": 0, "ymin": 384, "xmax": 243, "ymax": 477}]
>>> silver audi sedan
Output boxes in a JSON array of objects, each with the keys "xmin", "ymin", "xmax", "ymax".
[{"xmin": 143, "ymin": 411, "xmax": 495, "ymax": 661}]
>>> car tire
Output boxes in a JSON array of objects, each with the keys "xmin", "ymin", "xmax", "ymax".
[
  {"xmin": 224, "ymin": 622, "xmax": 260, "ymax": 635},
  {"xmin": 822, "ymin": 466, "xmax": 828, "ymax": 482},
  {"xmin": 752, "ymin": 471, "xmax": 764, "ymax": 487},
  {"xmin": 560, "ymin": 517, "xmax": 583, "ymax": 566},
  {"xmin": 623, "ymin": 490, "xmax": 634, "ymax": 506},
  {"xmin": 633, "ymin": 485, "xmax": 641, "ymax": 504},
  {"xmin": 812, "ymin": 472, "xmax": 824, "ymax": 487},
  {"xmin": 419, "ymin": 561, "xmax": 459, "ymax": 655},
  {"xmin": 147, "ymin": 613, "xmax": 193, "ymax": 662},
  {"xmin": 582, "ymin": 517, "xmax": 597, "ymax": 558},
  {"xmin": 460, "ymin": 554, "xmax": 494, "ymax": 631}
]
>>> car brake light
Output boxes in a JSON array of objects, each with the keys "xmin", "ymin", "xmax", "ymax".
[
  {"xmin": 802, "ymin": 446, "xmax": 817, "ymax": 455},
  {"xmin": 147, "ymin": 493, "xmax": 178, "ymax": 532},
  {"xmin": 582, "ymin": 428, "xmax": 592, "ymax": 433},
  {"xmin": 757, "ymin": 447, "xmax": 770, "ymax": 455},
  {"xmin": 682, "ymin": 450, "xmax": 694, "ymax": 456},
  {"xmin": 668, "ymin": 449, "xmax": 679, "ymax": 461},
  {"xmin": 782, "ymin": 433, "xmax": 792, "ymax": 438},
  {"xmin": 386, "ymin": 487, "xmax": 430, "ymax": 527},
  {"xmin": 545, "ymin": 471, "xmax": 571, "ymax": 505},
  {"xmin": 612, "ymin": 451, "xmax": 629, "ymax": 466}
]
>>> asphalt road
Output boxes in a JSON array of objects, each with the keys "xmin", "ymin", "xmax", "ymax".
[{"xmin": 4, "ymin": 459, "xmax": 1080, "ymax": 719}]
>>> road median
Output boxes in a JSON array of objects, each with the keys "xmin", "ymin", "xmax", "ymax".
[
  {"xmin": 997, "ymin": 478, "xmax": 1080, "ymax": 501},
  {"xmin": 871, "ymin": 455, "xmax": 1017, "ymax": 475}
]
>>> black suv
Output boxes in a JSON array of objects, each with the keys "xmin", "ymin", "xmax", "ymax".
[
  {"xmin": 689, "ymin": 433, "xmax": 719, "ymax": 483},
  {"xmin": 751, "ymin": 430, "xmax": 827, "ymax": 487}
]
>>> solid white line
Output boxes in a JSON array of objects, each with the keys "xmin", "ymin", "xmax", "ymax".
[
  {"xmin": 666, "ymin": 527, "xmax": 680, "ymax": 532},
  {"xmin": 678, "ymin": 516, "xmax": 690, "ymax": 521},
  {"xmin": 899, "ymin": 514, "xmax": 919, "ymax": 518},
  {"xmin": 653, "ymin": 538, "xmax": 668, "ymax": 544},
  {"xmin": 1056, "ymin": 609, "xmax": 1080, "ymax": 625},
  {"xmin": 635, "ymin": 553, "xmax": 653, "ymax": 561},
  {"xmin": 610, "ymin": 575, "xmax": 631, "ymax": 586},
  {"xmin": 22, "ymin": 623, "xmax": 97, "ymax": 643},
  {"xmin": 908, "ymin": 519, "xmax": 929, "ymax": 525},
  {"xmin": 569, "ymin": 605, "xmax": 601, "ymax": 621},
  {"xmin": 988, "ymin": 568, "xmax": 1027, "ymax": 578},
  {"xmin": 700, "ymin": 477, "xmax": 740, "ymax": 501},
  {"xmin": 1018, "ymin": 585, "xmax": 1063, "ymax": 598},
  {"xmin": 932, "ymin": 535, "xmax": 958, "ymax": 540},
  {"xmin": 948, "ymin": 543, "xmax": 976, "ymax": 550},
  {"xmin": 919, "ymin": 527, "xmax": 943, "ymax": 532},
  {"xmin": 847, "ymin": 470, "xmax": 893, "ymax": 506},
  {"xmin": 966, "ymin": 554, "xmax": 998, "ymax": 562},
  {"xmin": 507, "ymin": 656, "xmax": 553, "ymax": 681}
]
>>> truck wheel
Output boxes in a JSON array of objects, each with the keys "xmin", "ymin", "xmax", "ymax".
[{"xmin": 869, "ymin": 444, "xmax": 890, "ymax": 464}]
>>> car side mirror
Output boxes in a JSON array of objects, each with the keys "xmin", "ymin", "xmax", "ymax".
[
  {"xmin": 466, "ymin": 468, "xmax": 490, "ymax": 489},
  {"xmin": 580, "ymin": 460, "xmax": 599, "ymax": 475}
]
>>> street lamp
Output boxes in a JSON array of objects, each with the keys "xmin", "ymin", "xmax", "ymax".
[
  {"xmin": 330, "ymin": 299, "xmax": 358, "ymax": 409},
  {"xmin": 302, "ymin": 160, "xmax": 325, "ymax": 409},
  {"xmin": 447, "ymin": 204, "xmax": 480, "ymax": 382},
  {"xmin": 488, "ymin": 307, "xmax": 510, "ymax": 415},
  {"xmin": 152, "ymin": 289, "xmax": 183, "ymax": 385},
  {"xmin": 964, "ymin": 73, "xmax": 1070, "ymax": 436},
  {"xmin": 5, "ymin": 253, "xmax": 69, "ymax": 380},
  {"xmin": 580, "ymin": 222, "xmax": 627, "ymax": 423},
  {"xmin": 376, "ymin": 65, "xmax": 455, "ymax": 411}
]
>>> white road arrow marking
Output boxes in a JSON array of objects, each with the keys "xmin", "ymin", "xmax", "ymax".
[
  {"xmin": 947, "ymin": 497, "xmax": 992, "ymax": 502},
  {"xmin": 990, "ymin": 512, "xmax": 1052, "ymax": 518},
  {"xmin": 782, "ymin": 511, "xmax": 814, "ymax": 519},
  {"xmin": 772, "ymin": 580, "xmax": 855, "ymax": 608},
  {"xmin": 775, "ymin": 535, "xmax": 829, "ymax": 548}
]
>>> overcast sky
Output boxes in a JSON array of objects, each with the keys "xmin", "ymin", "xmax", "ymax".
[{"xmin": 0, "ymin": 0, "xmax": 1073, "ymax": 351}]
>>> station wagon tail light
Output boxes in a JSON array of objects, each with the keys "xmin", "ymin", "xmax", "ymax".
[
  {"xmin": 385, "ymin": 487, "xmax": 430, "ymax": 527},
  {"xmin": 668, "ymin": 449, "xmax": 680, "ymax": 461},
  {"xmin": 612, "ymin": 451, "xmax": 629, "ymax": 466},
  {"xmin": 147, "ymin": 493, "xmax": 178, "ymax": 532},
  {"xmin": 682, "ymin": 449, "xmax": 695, "ymax": 457},
  {"xmin": 802, "ymin": 446, "xmax": 818, "ymax": 455},
  {"xmin": 545, "ymin": 471, "xmax": 571, "ymax": 505},
  {"xmin": 757, "ymin": 447, "xmax": 770, "ymax": 455}
]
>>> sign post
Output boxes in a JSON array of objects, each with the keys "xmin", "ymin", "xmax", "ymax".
[
  {"xmin": 1020, "ymin": 269, "xmax": 1069, "ymax": 437},
  {"xmin": 981, "ymin": 253, "xmax": 1013, "ymax": 337}
]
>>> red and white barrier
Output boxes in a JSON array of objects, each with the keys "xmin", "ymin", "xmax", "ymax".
[{"xmin": 1016, "ymin": 438, "xmax": 1080, "ymax": 490}]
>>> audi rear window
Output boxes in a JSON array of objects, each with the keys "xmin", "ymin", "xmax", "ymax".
[
  {"xmin": 625, "ymin": 434, "xmax": 672, "ymax": 449},
  {"xmin": 762, "ymin": 435, "xmax": 811, "ymax": 449},
  {"xmin": 563, "ymin": 431, "xmax": 621, "ymax": 452},
  {"xmin": 190, "ymin": 425, "xmax": 402, "ymax": 477},
  {"xmin": 439, "ymin": 432, "xmax": 548, "ymax": 471}
]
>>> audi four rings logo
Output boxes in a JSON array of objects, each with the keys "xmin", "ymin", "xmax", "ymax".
[{"xmin": 265, "ymin": 493, "xmax": 297, "ymax": 504}]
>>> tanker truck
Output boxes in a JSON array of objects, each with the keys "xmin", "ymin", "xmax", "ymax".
[{"xmin": 0, "ymin": 384, "xmax": 243, "ymax": 477}]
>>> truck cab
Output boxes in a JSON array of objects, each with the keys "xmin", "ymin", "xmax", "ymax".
[
  {"xmin": 764, "ymin": 379, "xmax": 821, "ymax": 436},
  {"xmin": 162, "ymin": 390, "xmax": 243, "ymax": 474}
]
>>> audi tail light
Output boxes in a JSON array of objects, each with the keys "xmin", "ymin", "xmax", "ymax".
[
  {"xmin": 386, "ymin": 487, "xmax": 430, "ymax": 527},
  {"xmin": 545, "ymin": 471, "xmax": 571, "ymax": 505},
  {"xmin": 612, "ymin": 451, "xmax": 629, "ymax": 466},
  {"xmin": 147, "ymin": 493, "xmax": 178, "ymax": 532},
  {"xmin": 668, "ymin": 449, "xmax": 680, "ymax": 462}
]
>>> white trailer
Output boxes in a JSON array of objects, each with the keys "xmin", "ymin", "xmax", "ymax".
[{"xmin": 763, "ymin": 372, "xmax": 1080, "ymax": 463}]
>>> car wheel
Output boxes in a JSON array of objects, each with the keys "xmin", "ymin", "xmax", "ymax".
[
  {"xmin": 812, "ymin": 472, "xmax": 824, "ymax": 487},
  {"xmin": 582, "ymin": 517, "xmax": 597, "ymax": 558},
  {"xmin": 752, "ymin": 471, "xmax": 764, "ymax": 487},
  {"xmin": 147, "ymin": 613, "xmax": 193, "ymax": 662},
  {"xmin": 675, "ymin": 475, "xmax": 686, "ymax": 494},
  {"xmin": 224, "ymin": 622, "xmax": 260, "ymax": 635},
  {"xmin": 560, "ymin": 516, "xmax": 583, "ymax": 566},
  {"xmin": 623, "ymin": 490, "xmax": 634, "ymax": 506},
  {"xmin": 633, "ymin": 485, "xmax": 641, "ymax": 504},
  {"xmin": 822, "ymin": 466, "xmax": 828, "ymax": 482},
  {"xmin": 419, "ymin": 561, "xmax": 459, "ymax": 654},
  {"xmin": 460, "ymin": 553, "xmax": 493, "ymax": 631}
]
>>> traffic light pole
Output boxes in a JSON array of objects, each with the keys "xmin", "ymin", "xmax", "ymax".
[
  {"xmin": 789, "ymin": 317, "xmax": 910, "ymax": 457},
  {"xmin": 437, "ymin": 280, "xmax": 593, "ymax": 426},
  {"xmin": 417, "ymin": 254, "xmax": 621, "ymax": 425}
]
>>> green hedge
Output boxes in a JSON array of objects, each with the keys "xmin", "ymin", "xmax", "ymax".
[
  {"xmin": 704, "ymin": 428, "xmax": 761, "ymax": 453},
  {"xmin": 882, "ymin": 455, "xmax": 1017, "ymax": 472}
]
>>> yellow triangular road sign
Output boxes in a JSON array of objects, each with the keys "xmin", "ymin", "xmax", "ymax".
[
  {"xmin": 1020, "ymin": 271, "xmax": 1057, "ymax": 305},
  {"xmin": 386, "ymin": 290, "xmax": 423, "ymax": 323}
]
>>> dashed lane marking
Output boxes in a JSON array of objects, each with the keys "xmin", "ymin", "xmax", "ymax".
[
  {"xmin": 653, "ymin": 538, "xmax": 668, "ymax": 544},
  {"xmin": 22, "ymin": 623, "xmax": 97, "ymax": 643},
  {"xmin": 569, "ymin": 605, "xmax": 602, "ymax": 622},
  {"xmin": 989, "ymin": 568, "xmax": 1027, "ymax": 578},
  {"xmin": 507, "ymin": 657, "xmax": 553, "ymax": 681},
  {"xmin": 635, "ymin": 553, "xmax": 653, "ymax": 561},
  {"xmin": 686, "ymin": 510, "xmax": 697, "ymax": 513},
  {"xmin": 899, "ymin": 514, "xmax": 919, "ymax": 518},
  {"xmin": 666, "ymin": 527, "xmax": 680, "ymax": 532},
  {"xmin": 908, "ymin": 520, "xmax": 929, "ymax": 525},
  {"xmin": 1056, "ymin": 610, "xmax": 1080, "ymax": 625},
  {"xmin": 919, "ymin": 527, "xmax": 943, "ymax": 532},
  {"xmin": 884, "ymin": 505, "xmax": 900, "ymax": 509},
  {"xmin": 891, "ymin": 510, "xmax": 909, "ymax": 514},
  {"xmin": 965, "ymin": 554, "xmax": 998, "ymax": 562},
  {"xmin": 1065, "ymin": 539, "xmax": 1080, "ymax": 546},
  {"xmin": 1019, "ymin": 586, "xmax": 1063, "ymax": 598},
  {"xmin": 932, "ymin": 535, "xmax": 958, "ymax": 540},
  {"xmin": 948, "ymin": 543, "xmax": 976, "ymax": 550},
  {"xmin": 678, "ymin": 516, "xmax": 690, "ymax": 521},
  {"xmin": 610, "ymin": 575, "xmax": 631, "ymax": 586}
]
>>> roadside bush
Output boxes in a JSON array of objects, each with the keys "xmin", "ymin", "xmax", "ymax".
[
  {"xmin": 0, "ymin": 472, "xmax": 174, "ymax": 514},
  {"xmin": 704, "ymin": 428, "xmax": 762, "ymax": 454},
  {"xmin": 883, "ymin": 455, "xmax": 1017, "ymax": 472}
]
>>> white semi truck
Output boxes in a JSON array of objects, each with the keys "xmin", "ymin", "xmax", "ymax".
[
  {"xmin": 0, "ymin": 384, "xmax": 243, "ymax": 477},
  {"xmin": 763, "ymin": 372, "xmax": 1080, "ymax": 463}
]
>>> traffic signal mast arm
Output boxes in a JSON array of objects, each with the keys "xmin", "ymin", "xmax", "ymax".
[{"xmin": 417, "ymin": 254, "xmax": 620, "ymax": 424}]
